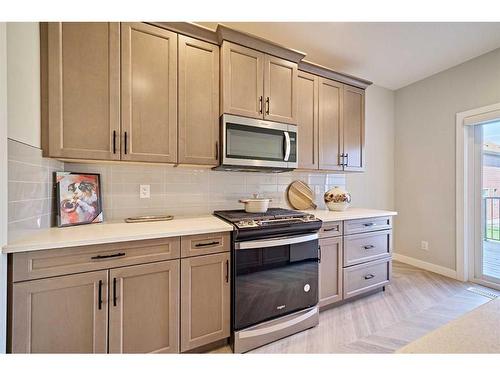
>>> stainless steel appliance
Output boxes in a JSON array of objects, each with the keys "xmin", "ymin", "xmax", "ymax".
[
  {"xmin": 213, "ymin": 208, "xmax": 322, "ymax": 353},
  {"xmin": 214, "ymin": 114, "xmax": 298, "ymax": 172}
]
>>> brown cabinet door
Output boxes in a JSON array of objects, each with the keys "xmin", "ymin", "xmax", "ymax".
[
  {"xmin": 12, "ymin": 270, "xmax": 108, "ymax": 353},
  {"xmin": 178, "ymin": 36, "xmax": 220, "ymax": 165},
  {"xmin": 343, "ymin": 85, "xmax": 365, "ymax": 171},
  {"xmin": 297, "ymin": 71, "xmax": 318, "ymax": 169},
  {"xmin": 221, "ymin": 42, "xmax": 264, "ymax": 119},
  {"xmin": 46, "ymin": 23, "xmax": 120, "ymax": 160},
  {"xmin": 121, "ymin": 22, "xmax": 178, "ymax": 163},
  {"xmin": 319, "ymin": 236, "xmax": 343, "ymax": 307},
  {"xmin": 108, "ymin": 260, "xmax": 180, "ymax": 353},
  {"xmin": 318, "ymin": 78, "xmax": 343, "ymax": 171},
  {"xmin": 264, "ymin": 55, "xmax": 298, "ymax": 124},
  {"xmin": 180, "ymin": 253, "xmax": 230, "ymax": 352}
]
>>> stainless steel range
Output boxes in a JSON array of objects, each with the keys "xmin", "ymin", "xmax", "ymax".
[{"xmin": 213, "ymin": 208, "xmax": 322, "ymax": 353}]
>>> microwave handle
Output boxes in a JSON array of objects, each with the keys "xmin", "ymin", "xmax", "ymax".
[{"xmin": 284, "ymin": 131, "xmax": 291, "ymax": 162}]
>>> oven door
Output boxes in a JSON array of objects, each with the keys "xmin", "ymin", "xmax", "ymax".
[
  {"xmin": 221, "ymin": 114, "xmax": 297, "ymax": 170},
  {"xmin": 234, "ymin": 233, "xmax": 319, "ymax": 330}
]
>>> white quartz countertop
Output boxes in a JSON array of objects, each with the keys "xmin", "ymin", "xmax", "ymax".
[
  {"xmin": 304, "ymin": 207, "xmax": 397, "ymax": 222},
  {"xmin": 2, "ymin": 207, "xmax": 397, "ymax": 254},
  {"xmin": 2, "ymin": 216, "xmax": 234, "ymax": 254}
]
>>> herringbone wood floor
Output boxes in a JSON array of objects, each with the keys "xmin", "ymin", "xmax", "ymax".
[{"xmin": 211, "ymin": 261, "xmax": 496, "ymax": 353}]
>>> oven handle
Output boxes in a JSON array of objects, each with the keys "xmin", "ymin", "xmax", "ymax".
[
  {"xmin": 284, "ymin": 131, "xmax": 291, "ymax": 162},
  {"xmin": 235, "ymin": 233, "xmax": 318, "ymax": 250}
]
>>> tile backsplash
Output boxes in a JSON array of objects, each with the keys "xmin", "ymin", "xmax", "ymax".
[
  {"xmin": 65, "ymin": 163, "xmax": 346, "ymax": 221},
  {"xmin": 7, "ymin": 138, "xmax": 345, "ymax": 241},
  {"xmin": 7, "ymin": 139, "xmax": 64, "ymax": 241}
]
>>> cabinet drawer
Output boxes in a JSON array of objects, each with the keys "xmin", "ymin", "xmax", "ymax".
[
  {"xmin": 319, "ymin": 221, "xmax": 342, "ymax": 238},
  {"xmin": 344, "ymin": 230, "xmax": 392, "ymax": 267},
  {"xmin": 181, "ymin": 232, "xmax": 230, "ymax": 258},
  {"xmin": 343, "ymin": 258, "xmax": 391, "ymax": 299},
  {"xmin": 12, "ymin": 237, "xmax": 180, "ymax": 282},
  {"xmin": 344, "ymin": 216, "xmax": 392, "ymax": 235}
]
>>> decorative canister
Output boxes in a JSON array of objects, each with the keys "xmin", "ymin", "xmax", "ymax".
[{"xmin": 324, "ymin": 186, "xmax": 351, "ymax": 211}]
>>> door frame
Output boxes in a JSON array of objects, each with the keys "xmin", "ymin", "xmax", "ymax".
[{"xmin": 456, "ymin": 102, "xmax": 500, "ymax": 285}]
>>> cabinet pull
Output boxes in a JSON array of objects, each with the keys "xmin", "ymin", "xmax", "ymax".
[
  {"xmin": 323, "ymin": 227, "xmax": 337, "ymax": 232},
  {"xmin": 98, "ymin": 280, "xmax": 103, "ymax": 310},
  {"xmin": 344, "ymin": 153, "xmax": 349, "ymax": 166},
  {"xmin": 112, "ymin": 130, "xmax": 117, "ymax": 154},
  {"xmin": 225, "ymin": 259, "xmax": 229, "ymax": 283},
  {"xmin": 124, "ymin": 131, "xmax": 128, "ymax": 154},
  {"xmin": 318, "ymin": 245, "xmax": 322, "ymax": 263},
  {"xmin": 215, "ymin": 141, "xmax": 219, "ymax": 161},
  {"xmin": 91, "ymin": 252, "xmax": 126, "ymax": 260},
  {"xmin": 113, "ymin": 277, "xmax": 117, "ymax": 307},
  {"xmin": 363, "ymin": 245, "xmax": 375, "ymax": 250},
  {"xmin": 265, "ymin": 97, "xmax": 270, "ymax": 114},
  {"xmin": 339, "ymin": 153, "xmax": 345, "ymax": 166},
  {"xmin": 195, "ymin": 241, "xmax": 220, "ymax": 248},
  {"xmin": 259, "ymin": 96, "xmax": 263, "ymax": 114},
  {"xmin": 364, "ymin": 274, "xmax": 375, "ymax": 280},
  {"xmin": 363, "ymin": 223, "xmax": 375, "ymax": 227}
]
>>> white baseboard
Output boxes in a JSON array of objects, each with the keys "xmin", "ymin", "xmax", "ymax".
[{"xmin": 393, "ymin": 253, "xmax": 458, "ymax": 279}]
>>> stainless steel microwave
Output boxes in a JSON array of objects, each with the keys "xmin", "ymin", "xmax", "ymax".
[{"xmin": 214, "ymin": 114, "xmax": 298, "ymax": 172}]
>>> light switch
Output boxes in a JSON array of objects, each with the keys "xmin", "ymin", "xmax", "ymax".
[{"xmin": 140, "ymin": 184, "xmax": 150, "ymax": 199}]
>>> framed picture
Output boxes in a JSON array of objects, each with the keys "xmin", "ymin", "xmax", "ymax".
[{"xmin": 55, "ymin": 172, "xmax": 103, "ymax": 227}]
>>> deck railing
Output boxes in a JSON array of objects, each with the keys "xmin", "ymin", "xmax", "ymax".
[{"xmin": 485, "ymin": 196, "xmax": 500, "ymax": 241}]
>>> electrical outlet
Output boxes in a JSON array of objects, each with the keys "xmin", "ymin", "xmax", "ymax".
[
  {"xmin": 140, "ymin": 184, "xmax": 150, "ymax": 199},
  {"xmin": 421, "ymin": 241, "xmax": 429, "ymax": 251}
]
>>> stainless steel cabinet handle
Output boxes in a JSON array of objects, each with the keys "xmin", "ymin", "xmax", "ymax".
[
  {"xmin": 259, "ymin": 96, "xmax": 263, "ymax": 114},
  {"xmin": 364, "ymin": 274, "xmax": 375, "ymax": 280},
  {"xmin": 363, "ymin": 245, "xmax": 375, "ymax": 250},
  {"xmin": 265, "ymin": 97, "xmax": 270, "ymax": 114}
]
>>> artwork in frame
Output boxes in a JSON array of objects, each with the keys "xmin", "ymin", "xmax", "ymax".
[{"xmin": 55, "ymin": 172, "xmax": 103, "ymax": 227}]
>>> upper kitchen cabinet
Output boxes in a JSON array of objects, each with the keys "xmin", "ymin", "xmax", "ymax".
[
  {"xmin": 178, "ymin": 36, "xmax": 220, "ymax": 165},
  {"xmin": 297, "ymin": 71, "xmax": 319, "ymax": 169},
  {"xmin": 343, "ymin": 85, "xmax": 365, "ymax": 171},
  {"xmin": 221, "ymin": 41, "xmax": 298, "ymax": 124},
  {"xmin": 121, "ymin": 22, "xmax": 178, "ymax": 163},
  {"xmin": 263, "ymin": 55, "xmax": 298, "ymax": 124},
  {"xmin": 221, "ymin": 42, "xmax": 264, "ymax": 119},
  {"xmin": 43, "ymin": 23, "xmax": 120, "ymax": 160},
  {"xmin": 318, "ymin": 77, "xmax": 343, "ymax": 171}
]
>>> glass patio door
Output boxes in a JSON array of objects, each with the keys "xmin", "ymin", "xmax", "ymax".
[{"xmin": 473, "ymin": 121, "xmax": 500, "ymax": 289}]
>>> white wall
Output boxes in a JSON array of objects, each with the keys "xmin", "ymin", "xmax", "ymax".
[
  {"xmin": 0, "ymin": 22, "xmax": 9, "ymax": 354},
  {"xmin": 394, "ymin": 47, "xmax": 500, "ymax": 271},
  {"xmin": 346, "ymin": 85, "xmax": 395, "ymax": 210},
  {"xmin": 7, "ymin": 22, "xmax": 40, "ymax": 147}
]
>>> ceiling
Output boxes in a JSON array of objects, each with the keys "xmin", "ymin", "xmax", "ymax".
[{"xmin": 197, "ymin": 22, "xmax": 500, "ymax": 90}]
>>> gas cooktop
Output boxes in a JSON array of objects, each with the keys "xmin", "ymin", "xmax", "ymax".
[{"xmin": 213, "ymin": 208, "xmax": 320, "ymax": 229}]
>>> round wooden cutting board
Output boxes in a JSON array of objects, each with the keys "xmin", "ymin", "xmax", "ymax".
[{"xmin": 287, "ymin": 180, "xmax": 317, "ymax": 210}]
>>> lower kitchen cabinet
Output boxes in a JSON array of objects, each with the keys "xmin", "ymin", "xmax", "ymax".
[
  {"xmin": 109, "ymin": 261, "xmax": 180, "ymax": 353},
  {"xmin": 12, "ymin": 270, "xmax": 109, "ymax": 353},
  {"xmin": 180, "ymin": 252, "xmax": 230, "ymax": 352},
  {"xmin": 319, "ymin": 236, "xmax": 343, "ymax": 308}
]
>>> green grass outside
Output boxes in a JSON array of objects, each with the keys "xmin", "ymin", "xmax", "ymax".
[{"xmin": 486, "ymin": 226, "xmax": 500, "ymax": 240}]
